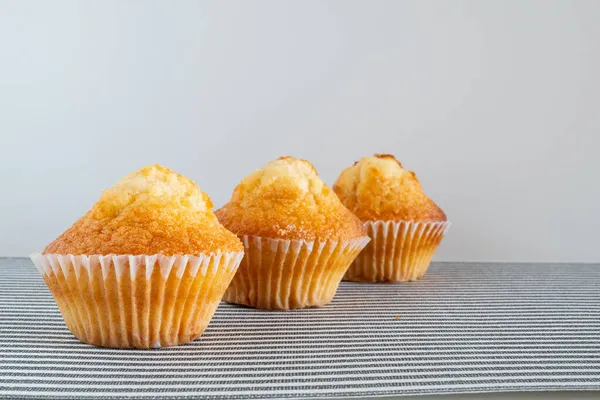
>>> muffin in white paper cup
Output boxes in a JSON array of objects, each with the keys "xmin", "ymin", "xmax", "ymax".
[
  {"xmin": 216, "ymin": 156, "xmax": 369, "ymax": 309},
  {"xmin": 34, "ymin": 165, "xmax": 244, "ymax": 348},
  {"xmin": 334, "ymin": 154, "xmax": 449, "ymax": 283},
  {"xmin": 344, "ymin": 220, "xmax": 449, "ymax": 282},
  {"xmin": 223, "ymin": 235, "xmax": 369, "ymax": 309}
]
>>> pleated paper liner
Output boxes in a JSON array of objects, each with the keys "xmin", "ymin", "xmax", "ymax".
[
  {"xmin": 30, "ymin": 252, "xmax": 244, "ymax": 348},
  {"xmin": 344, "ymin": 220, "xmax": 450, "ymax": 283},
  {"xmin": 223, "ymin": 236, "xmax": 370, "ymax": 310}
]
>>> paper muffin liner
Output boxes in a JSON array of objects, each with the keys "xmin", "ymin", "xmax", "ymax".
[
  {"xmin": 344, "ymin": 220, "xmax": 450, "ymax": 283},
  {"xmin": 30, "ymin": 252, "xmax": 244, "ymax": 349},
  {"xmin": 223, "ymin": 236, "xmax": 370, "ymax": 310}
]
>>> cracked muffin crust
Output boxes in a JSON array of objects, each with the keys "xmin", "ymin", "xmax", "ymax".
[
  {"xmin": 333, "ymin": 154, "xmax": 446, "ymax": 222},
  {"xmin": 44, "ymin": 164, "xmax": 243, "ymax": 255},
  {"xmin": 216, "ymin": 156, "xmax": 366, "ymax": 241}
]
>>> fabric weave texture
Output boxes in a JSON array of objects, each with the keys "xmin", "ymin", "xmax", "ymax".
[{"xmin": 1, "ymin": 258, "xmax": 599, "ymax": 399}]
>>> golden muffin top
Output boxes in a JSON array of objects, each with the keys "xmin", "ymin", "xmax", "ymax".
[
  {"xmin": 215, "ymin": 156, "xmax": 366, "ymax": 241},
  {"xmin": 333, "ymin": 154, "xmax": 446, "ymax": 222},
  {"xmin": 43, "ymin": 164, "xmax": 243, "ymax": 255}
]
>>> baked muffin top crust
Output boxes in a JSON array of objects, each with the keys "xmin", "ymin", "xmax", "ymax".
[
  {"xmin": 333, "ymin": 154, "xmax": 446, "ymax": 222},
  {"xmin": 43, "ymin": 165, "xmax": 243, "ymax": 255},
  {"xmin": 215, "ymin": 156, "xmax": 366, "ymax": 241}
]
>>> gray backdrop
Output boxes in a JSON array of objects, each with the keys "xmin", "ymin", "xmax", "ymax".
[{"xmin": 1, "ymin": 0, "xmax": 598, "ymax": 261}]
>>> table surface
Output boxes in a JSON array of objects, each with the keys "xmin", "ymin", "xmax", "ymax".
[{"xmin": 1, "ymin": 258, "xmax": 599, "ymax": 399}]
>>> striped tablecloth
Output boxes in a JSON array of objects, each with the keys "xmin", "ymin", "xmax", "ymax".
[{"xmin": 1, "ymin": 258, "xmax": 599, "ymax": 399}]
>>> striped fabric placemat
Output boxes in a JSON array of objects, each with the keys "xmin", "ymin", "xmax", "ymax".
[{"xmin": 1, "ymin": 258, "xmax": 599, "ymax": 399}]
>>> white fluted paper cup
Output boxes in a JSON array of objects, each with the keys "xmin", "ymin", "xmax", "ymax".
[
  {"xmin": 223, "ymin": 236, "xmax": 369, "ymax": 310},
  {"xmin": 344, "ymin": 221, "xmax": 450, "ymax": 282},
  {"xmin": 30, "ymin": 252, "xmax": 243, "ymax": 348}
]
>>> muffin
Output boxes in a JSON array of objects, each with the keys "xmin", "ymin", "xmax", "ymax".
[
  {"xmin": 215, "ymin": 156, "xmax": 370, "ymax": 309},
  {"xmin": 333, "ymin": 154, "xmax": 449, "ymax": 282},
  {"xmin": 30, "ymin": 165, "xmax": 244, "ymax": 348}
]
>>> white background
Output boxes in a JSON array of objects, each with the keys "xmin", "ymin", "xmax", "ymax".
[{"xmin": 1, "ymin": 0, "xmax": 599, "ymax": 261}]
